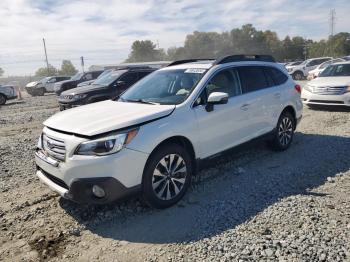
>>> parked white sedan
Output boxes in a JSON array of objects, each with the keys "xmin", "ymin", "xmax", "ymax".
[{"xmin": 302, "ymin": 62, "xmax": 350, "ymax": 107}]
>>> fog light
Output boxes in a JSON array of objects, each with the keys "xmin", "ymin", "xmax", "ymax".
[{"xmin": 92, "ymin": 185, "xmax": 105, "ymax": 198}]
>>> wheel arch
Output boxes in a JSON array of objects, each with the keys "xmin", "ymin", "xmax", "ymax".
[
  {"xmin": 281, "ymin": 105, "xmax": 297, "ymax": 129},
  {"xmin": 143, "ymin": 135, "xmax": 197, "ymax": 178}
]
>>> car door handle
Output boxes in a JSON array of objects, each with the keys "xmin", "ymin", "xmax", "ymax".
[
  {"xmin": 240, "ymin": 104, "xmax": 250, "ymax": 111},
  {"xmin": 274, "ymin": 93, "xmax": 281, "ymax": 98}
]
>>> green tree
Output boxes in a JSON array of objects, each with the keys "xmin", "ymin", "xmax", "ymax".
[
  {"xmin": 35, "ymin": 64, "xmax": 58, "ymax": 77},
  {"xmin": 59, "ymin": 60, "xmax": 78, "ymax": 76},
  {"xmin": 0, "ymin": 67, "xmax": 4, "ymax": 77},
  {"xmin": 125, "ymin": 40, "xmax": 166, "ymax": 62}
]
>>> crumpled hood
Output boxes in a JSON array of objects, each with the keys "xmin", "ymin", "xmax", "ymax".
[
  {"xmin": 44, "ymin": 100, "xmax": 175, "ymax": 136},
  {"xmin": 61, "ymin": 84, "xmax": 107, "ymax": 96},
  {"xmin": 309, "ymin": 76, "xmax": 350, "ymax": 87},
  {"xmin": 26, "ymin": 81, "xmax": 39, "ymax": 87}
]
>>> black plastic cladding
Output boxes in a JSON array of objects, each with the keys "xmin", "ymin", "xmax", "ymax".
[{"xmin": 168, "ymin": 54, "xmax": 276, "ymax": 67}]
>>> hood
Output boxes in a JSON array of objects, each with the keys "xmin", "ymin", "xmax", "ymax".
[
  {"xmin": 77, "ymin": 80, "xmax": 94, "ymax": 87},
  {"xmin": 61, "ymin": 84, "xmax": 107, "ymax": 96},
  {"xmin": 309, "ymin": 76, "xmax": 350, "ymax": 87},
  {"xmin": 26, "ymin": 81, "xmax": 39, "ymax": 87},
  {"xmin": 44, "ymin": 100, "xmax": 175, "ymax": 136}
]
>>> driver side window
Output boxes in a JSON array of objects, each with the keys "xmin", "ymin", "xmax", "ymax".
[{"xmin": 206, "ymin": 68, "xmax": 242, "ymax": 98}]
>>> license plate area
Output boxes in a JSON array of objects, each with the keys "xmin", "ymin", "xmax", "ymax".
[{"xmin": 35, "ymin": 149, "xmax": 59, "ymax": 167}]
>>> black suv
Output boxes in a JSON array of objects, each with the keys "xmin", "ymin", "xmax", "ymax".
[
  {"xmin": 54, "ymin": 70, "xmax": 104, "ymax": 95},
  {"xmin": 58, "ymin": 66, "xmax": 155, "ymax": 110}
]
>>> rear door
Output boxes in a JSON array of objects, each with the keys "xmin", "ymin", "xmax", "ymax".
[{"xmin": 236, "ymin": 66, "xmax": 276, "ymax": 137}]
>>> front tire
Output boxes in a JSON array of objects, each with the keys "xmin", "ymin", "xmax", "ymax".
[
  {"xmin": 292, "ymin": 71, "xmax": 304, "ymax": 81},
  {"xmin": 270, "ymin": 111, "xmax": 295, "ymax": 151},
  {"xmin": 0, "ymin": 94, "xmax": 7, "ymax": 105},
  {"xmin": 142, "ymin": 143, "xmax": 192, "ymax": 209}
]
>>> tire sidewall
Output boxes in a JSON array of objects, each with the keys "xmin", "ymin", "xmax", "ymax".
[
  {"xmin": 0, "ymin": 94, "xmax": 6, "ymax": 105},
  {"xmin": 274, "ymin": 112, "xmax": 295, "ymax": 150},
  {"xmin": 142, "ymin": 143, "xmax": 193, "ymax": 209}
]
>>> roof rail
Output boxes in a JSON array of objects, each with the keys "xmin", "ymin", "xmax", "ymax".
[
  {"xmin": 114, "ymin": 65, "xmax": 153, "ymax": 70},
  {"xmin": 167, "ymin": 59, "xmax": 214, "ymax": 67},
  {"xmin": 214, "ymin": 55, "xmax": 276, "ymax": 65}
]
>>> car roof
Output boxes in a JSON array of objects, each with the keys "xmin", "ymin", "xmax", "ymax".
[
  {"xmin": 161, "ymin": 60, "xmax": 282, "ymax": 71},
  {"xmin": 331, "ymin": 61, "xmax": 350, "ymax": 65}
]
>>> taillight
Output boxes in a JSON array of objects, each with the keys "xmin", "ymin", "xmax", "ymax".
[{"xmin": 294, "ymin": 84, "xmax": 301, "ymax": 93}]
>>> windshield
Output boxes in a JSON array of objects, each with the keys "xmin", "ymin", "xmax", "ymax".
[
  {"xmin": 71, "ymin": 72, "xmax": 83, "ymax": 81},
  {"xmin": 289, "ymin": 61, "xmax": 302, "ymax": 66},
  {"xmin": 319, "ymin": 64, "xmax": 350, "ymax": 77},
  {"xmin": 96, "ymin": 69, "xmax": 113, "ymax": 80},
  {"xmin": 93, "ymin": 70, "xmax": 126, "ymax": 86},
  {"xmin": 40, "ymin": 77, "xmax": 50, "ymax": 83},
  {"xmin": 120, "ymin": 69, "xmax": 205, "ymax": 105}
]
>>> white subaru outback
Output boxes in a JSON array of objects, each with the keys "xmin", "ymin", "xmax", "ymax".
[{"xmin": 35, "ymin": 55, "xmax": 303, "ymax": 208}]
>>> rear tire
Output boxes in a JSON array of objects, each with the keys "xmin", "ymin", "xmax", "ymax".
[
  {"xmin": 142, "ymin": 143, "xmax": 192, "ymax": 209},
  {"xmin": 270, "ymin": 111, "xmax": 295, "ymax": 151},
  {"xmin": 0, "ymin": 94, "xmax": 7, "ymax": 105}
]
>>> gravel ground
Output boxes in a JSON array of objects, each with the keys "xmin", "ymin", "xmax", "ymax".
[{"xmin": 0, "ymin": 85, "xmax": 349, "ymax": 262}]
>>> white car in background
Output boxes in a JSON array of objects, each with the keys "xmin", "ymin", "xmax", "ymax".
[
  {"xmin": 287, "ymin": 57, "xmax": 332, "ymax": 80},
  {"xmin": 307, "ymin": 58, "xmax": 345, "ymax": 80},
  {"xmin": 302, "ymin": 61, "xmax": 350, "ymax": 107}
]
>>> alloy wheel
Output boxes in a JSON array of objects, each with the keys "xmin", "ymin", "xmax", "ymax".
[
  {"xmin": 152, "ymin": 154, "xmax": 187, "ymax": 201},
  {"xmin": 278, "ymin": 117, "xmax": 293, "ymax": 146}
]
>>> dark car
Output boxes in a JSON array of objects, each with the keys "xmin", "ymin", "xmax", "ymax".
[
  {"xmin": 58, "ymin": 67, "xmax": 155, "ymax": 110},
  {"xmin": 54, "ymin": 70, "xmax": 103, "ymax": 95},
  {"xmin": 0, "ymin": 85, "xmax": 17, "ymax": 105}
]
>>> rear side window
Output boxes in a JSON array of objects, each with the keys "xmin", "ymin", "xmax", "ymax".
[
  {"xmin": 238, "ymin": 66, "xmax": 269, "ymax": 93},
  {"xmin": 265, "ymin": 67, "xmax": 288, "ymax": 85}
]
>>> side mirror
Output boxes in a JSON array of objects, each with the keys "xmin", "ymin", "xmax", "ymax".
[
  {"xmin": 206, "ymin": 92, "xmax": 228, "ymax": 112},
  {"xmin": 115, "ymin": 81, "xmax": 125, "ymax": 87}
]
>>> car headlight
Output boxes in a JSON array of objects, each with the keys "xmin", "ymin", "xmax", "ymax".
[
  {"xmin": 304, "ymin": 84, "xmax": 313, "ymax": 92},
  {"xmin": 73, "ymin": 94, "xmax": 87, "ymax": 99},
  {"xmin": 75, "ymin": 129, "xmax": 139, "ymax": 156}
]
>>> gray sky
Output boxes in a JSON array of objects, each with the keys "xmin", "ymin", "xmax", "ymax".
[{"xmin": 1, "ymin": 0, "xmax": 349, "ymax": 76}]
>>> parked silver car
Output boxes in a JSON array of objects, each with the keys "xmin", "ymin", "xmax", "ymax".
[
  {"xmin": 0, "ymin": 85, "xmax": 17, "ymax": 105},
  {"xmin": 26, "ymin": 76, "xmax": 70, "ymax": 96}
]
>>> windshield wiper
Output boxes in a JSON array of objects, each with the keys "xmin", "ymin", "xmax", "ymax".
[{"xmin": 124, "ymin": 99, "xmax": 159, "ymax": 105}]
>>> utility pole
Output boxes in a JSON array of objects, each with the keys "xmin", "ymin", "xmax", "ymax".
[
  {"xmin": 329, "ymin": 9, "xmax": 336, "ymax": 57},
  {"xmin": 42, "ymin": 38, "xmax": 50, "ymax": 76}
]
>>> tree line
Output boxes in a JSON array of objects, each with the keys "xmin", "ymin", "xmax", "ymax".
[
  {"xmin": 125, "ymin": 24, "xmax": 350, "ymax": 63},
  {"xmin": 34, "ymin": 60, "xmax": 78, "ymax": 77}
]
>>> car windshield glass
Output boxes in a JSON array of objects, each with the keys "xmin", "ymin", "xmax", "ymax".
[
  {"xmin": 93, "ymin": 70, "xmax": 126, "ymax": 86},
  {"xmin": 71, "ymin": 72, "xmax": 83, "ymax": 81},
  {"xmin": 120, "ymin": 69, "xmax": 205, "ymax": 105},
  {"xmin": 40, "ymin": 77, "xmax": 50, "ymax": 83},
  {"xmin": 319, "ymin": 64, "xmax": 350, "ymax": 77},
  {"xmin": 96, "ymin": 69, "xmax": 113, "ymax": 80}
]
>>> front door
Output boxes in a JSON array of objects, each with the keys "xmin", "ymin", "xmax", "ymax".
[{"xmin": 193, "ymin": 68, "xmax": 248, "ymax": 158}]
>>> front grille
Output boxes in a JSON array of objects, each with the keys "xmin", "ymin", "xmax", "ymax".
[
  {"xmin": 309, "ymin": 100, "xmax": 344, "ymax": 104},
  {"xmin": 61, "ymin": 95, "xmax": 73, "ymax": 99},
  {"xmin": 312, "ymin": 86, "xmax": 346, "ymax": 95},
  {"xmin": 38, "ymin": 167, "xmax": 69, "ymax": 190},
  {"xmin": 42, "ymin": 134, "xmax": 66, "ymax": 161}
]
